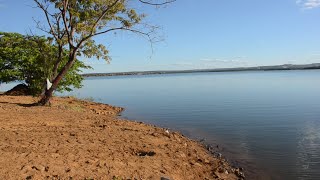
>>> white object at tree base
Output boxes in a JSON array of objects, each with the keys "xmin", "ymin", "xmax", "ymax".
[{"xmin": 46, "ymin": 79, "xmax": 52, "ymax": 90}]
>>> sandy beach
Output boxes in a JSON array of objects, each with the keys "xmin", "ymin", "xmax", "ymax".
[{"xmin": 0, "ymin": 95, "xmax": 243, "ymax": 179}]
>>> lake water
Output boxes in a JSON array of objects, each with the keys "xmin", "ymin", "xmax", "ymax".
[{"xmin": 1, "ymin": 70, "xmax": 320, "ymax": 179}]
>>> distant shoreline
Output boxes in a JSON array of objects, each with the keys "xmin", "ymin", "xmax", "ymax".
[{"xmin": 82, "ymin": 63, "xmax": 320, "ymax": 77}]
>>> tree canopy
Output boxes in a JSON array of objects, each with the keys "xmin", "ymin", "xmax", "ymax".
[
  {"xmin": 31, "ymin": 0, "xmax": 174, "ymax": 105},
  {"xmin": 0, "ymin": 32, "xmax": 91, "ymax": 95}
]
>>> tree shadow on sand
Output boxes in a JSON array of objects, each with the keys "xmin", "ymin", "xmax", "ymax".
[{"xmin": 0, "ymin": 99, "xmax": 39, "ymax": 107}]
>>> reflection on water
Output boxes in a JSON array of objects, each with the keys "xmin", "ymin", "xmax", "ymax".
[
  {"xmin": 1, "ymin": 70, "xmax": 320, "ymax": 179},
  {"xmin": 296, "ymin": 120, "xmax": 320, "ymax": 179}
]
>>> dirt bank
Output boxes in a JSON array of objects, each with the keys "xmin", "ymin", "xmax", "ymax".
[{"xmin": 0, "ymin": 95, "xmax": 243, "ymax": 179}]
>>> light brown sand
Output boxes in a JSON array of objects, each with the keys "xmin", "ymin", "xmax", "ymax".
[{"xmin": 0, "ymin": 95, "xmax": 241, "ymax": 179}]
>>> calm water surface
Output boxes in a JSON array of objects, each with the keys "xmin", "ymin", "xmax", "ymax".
[{"xmin": 2, "ymin": 70, "xmax": 320, "ymax": 179}]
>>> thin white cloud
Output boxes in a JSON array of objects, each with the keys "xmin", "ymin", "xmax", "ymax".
[
  {"xmin": 199, "ymin": 57, "xmax": 249, "ymax": 66},
  {"xmin": 305, "ymin": 0, "xmax": 320, "ymax": 8},
  {"xmin": 171, "ymin": 62, "xmax": 193, "ymax": 66},
  {"xmin": 297, "ymin": 0, "xmax": 320, "ymax": 9}
]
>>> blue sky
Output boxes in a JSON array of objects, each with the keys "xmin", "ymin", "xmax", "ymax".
[{"xmin": 1, "ymin": 0, "xmax": 320, "ymax": 73}]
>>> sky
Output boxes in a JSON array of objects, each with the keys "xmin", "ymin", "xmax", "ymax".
[{"xmin": 1, "ymin": 0, "xmax": 320, "ymax": 73}]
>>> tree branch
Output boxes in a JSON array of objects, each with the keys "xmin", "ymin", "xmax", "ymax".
[
  {"xmin": 76, "ymin": 26, "xmax": 154, "ymax": 51},
  {"xmin": 138, "ymin": 0, "xmax": 176, "ymax": 6},
  {"xmin": 67, "ymin": 6, "xmax": 76, "ymax": 47},
  {"xmin": 54, "ymin": 13, "xmax": 66, "ymax": 39},
  {"xmin": 90, "ymin": 0, "xmax": 122, "ymax": 35},
  {"xmin": 34, "ymin": 0, "xmax": 59, "ymax": 41},
  {"xmin": 60, "ymin": 0, "xmax": 74, "ymax": 48}
]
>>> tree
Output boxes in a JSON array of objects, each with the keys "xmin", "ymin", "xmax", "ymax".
[
  {"xmin": 33, "ymin": 0, "xmax": 175, "ymax": 105},
  {"xmin": 0, "ymin": 32, "xmax": 90, "ymax": 95}
]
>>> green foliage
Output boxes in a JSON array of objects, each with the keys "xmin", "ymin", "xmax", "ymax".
[
  {"xmin": 34, "ymin": 0, "xmax": 148, "ymax": 63},
  {"xmin": 0, "ymin": 32, "xmax": 91, "ymax": 95},
  {"xmin": 30, "ymin": 0, "xmax": 171, "ymax": 104}
]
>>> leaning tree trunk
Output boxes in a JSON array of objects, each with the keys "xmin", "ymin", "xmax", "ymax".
[
  {"xmin": 38, "ymin": 55, "xmax": 76, "ymax": 106},
  {"xmin": 38, "ymin": 87, "xmax": 55, "ymax": 106}
]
